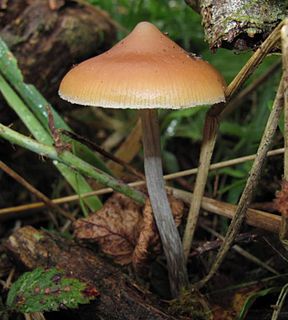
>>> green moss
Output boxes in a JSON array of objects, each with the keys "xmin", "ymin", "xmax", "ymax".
[{"xmin": 168, "ymin": 289, "xmax": 212, "ymax": 320}]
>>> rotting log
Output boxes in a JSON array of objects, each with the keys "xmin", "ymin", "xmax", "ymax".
[
  {"xmin": 185, "ymin": 0, "xmax": 287, "ymax": 50},
  {"xmin": 5, "ymin": 226, "xmax": 176, "ymax": 320},
  {"xmin": 0, "ymin": 0, "xmax": 116, "ymax": 110}
]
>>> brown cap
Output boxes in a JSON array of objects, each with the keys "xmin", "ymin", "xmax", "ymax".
[{"xmin": 59, "ymin": 21, "xmax": 226, "ymax": 109}]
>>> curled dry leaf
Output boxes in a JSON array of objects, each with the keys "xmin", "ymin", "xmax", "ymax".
[
  {"xmin": 73, "ymin": 192, "xmax": 184, "ymax": 270},
  {"xmin": 274, "ymin": 180, "xmax": 288, "ymax": 217}
]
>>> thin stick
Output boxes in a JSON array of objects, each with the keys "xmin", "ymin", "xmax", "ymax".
[
  {"xmin": 165, "ymin": 147, "xmax": 283, "ymax": 180},
  {"xmin": 140, "ymin": 109, "xmax": 188, "ymax": 297},
  {"xmin": 0, "ymin": 161, "xmax": 74, "ymax": 222},
  {"xmin": 171, "ymin": 188, "xmax": 281, "ymax": 234},
  {"xmin": 271, "ymin": 283, "xmax": 288, "ymax": 320},
  {"xmin": 195, "ymin": 77, "xmax": 284, "ymax": 288},
  {"xmin": 226, "ymin": 21, "xmax": 283, "ymax": 99},
  {"xmin": 280, "ymin": 21, "xmax": 288, "ymax": 244},
  {"xmin": 190, "ymin": 230, "xmax": 258, "ymax": 257},
  {"xmin": 200, "ymin": 223, "xmax": 279, "ymax": 275},
  {"xmin": 61, "ymin": 129, "xmax": 145, "ymax": 179},
  {"xmin": 182, "ymin": 20, "xmax": 283, "ymax": 261},
  {"xmin": 0, "ymin": 148, "xmax": 284, "ymax": 220},
  {"xmin": 182, "ymin": 110, "xmax": 219, "ymax": 259},
  {"xmin": 222, "ymin": 60, "xmax": 281, "ymax": 118}
]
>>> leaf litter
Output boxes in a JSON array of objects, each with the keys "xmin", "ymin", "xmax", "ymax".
[{"xmin": 74, "ymin": 190, "xmax": 184, "ymax": 271}]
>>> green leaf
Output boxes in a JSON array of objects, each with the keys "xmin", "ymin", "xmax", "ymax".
[
  {"xmin": 237, "ymin": 287, "xmax": 278, "ymax": 320},
  {"xmin": 217, "ymin": 167, "xmax": 247, "ymax": 178},
  {"xmin": 7, "ymin": 268, "xmax": 99, "ymax": 313}
]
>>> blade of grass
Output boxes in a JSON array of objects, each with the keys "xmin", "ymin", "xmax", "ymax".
[
  {"xmin": 271, "ymin": 283, "xmax": 288, "ymax": 320},
  {"xmin": 0, "ymin": 123, "xmax": 146, "ymax": 205},
  {"xmin": 0, "ymin": 37, "xmax": 110, "ymax": 174},
  {"xmin": 0, "ymin": 74, "xmax": 102, "ymax": 212}
]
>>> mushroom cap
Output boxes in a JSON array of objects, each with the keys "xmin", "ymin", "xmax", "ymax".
[{"xmin": 59, "ymin": 21, "xmax": 226, "ymax": 109}]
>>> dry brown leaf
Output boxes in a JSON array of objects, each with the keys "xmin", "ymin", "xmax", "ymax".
[
  {"xmin": 211, "ymin": 305, "xmax": 236, "ymax": 320},
  {"xmin": 74, "ymin": 191, "xmax": 184, "ymax": 269}
]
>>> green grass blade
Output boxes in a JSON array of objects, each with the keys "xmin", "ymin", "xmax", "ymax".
[
  {"xmin": 0, "ymin": 74, "xmax": 102, "ymax": 211},
  {"xmin": 0, "ymin": 123, "xmax": 146, "ymax": 205},
  {"xmin": 0, "ymin": 37, "xmax": 110, "ymax": 174}
]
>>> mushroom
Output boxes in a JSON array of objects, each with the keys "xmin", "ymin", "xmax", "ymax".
[{"xmin": 59, "ymin": 21, "xmax": 226, "ymax": 297}]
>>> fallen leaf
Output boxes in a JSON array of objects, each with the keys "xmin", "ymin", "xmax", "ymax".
[{"xmin": 74, "ymin": 191, "xmax": 184, "ymax": 270}]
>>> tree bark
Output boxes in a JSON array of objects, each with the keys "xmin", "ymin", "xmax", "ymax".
[
  {"xmin": 5, "ymin": 226, "xmax": 176, "ymax": 320},
  {"xmin": 186, "ymin": 0, "xmax": 287, "ymax": 50}
]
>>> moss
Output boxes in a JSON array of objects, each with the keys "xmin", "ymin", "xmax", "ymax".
[
  {"xmin": 168, "ymin": 289, "xmax": 212, "ymax": 320},
  {"xmin": 198, "ymin": 0, "xmax": 287, "ymax": 49}
]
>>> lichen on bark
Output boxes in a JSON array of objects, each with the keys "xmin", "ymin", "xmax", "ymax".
[{"xmin": 188, "ymin": 0, "xmax": 287, "ymax": 50}]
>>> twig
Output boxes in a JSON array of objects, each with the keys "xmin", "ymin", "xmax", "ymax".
[
  {"xmin": 0, "ymin": 160, "xmax": 74, "ymax": 222},
  {"xmin": 182, "ymin": 112, "xmax": 218, "ymax": 259},
  {"xmin": 165, "ymin": 148, "xmax": 284, "ymax": 180},
  {"xmin": 195, "ymin": 77, "xmax": 284, "ymax": 289},
  {"xmin": 226, "ymin": 21, "xmax": 283, "ymax": 99},
  {"xmin": 3, "ymin": 268, "xmax": 15, "ymax": 289},
  {"xmin": 0, "ymin": 149, "xmax": 284, "ymax": 230},
  {"xmin": 222, "ymin": 60, "xmax": 281, "ymax": 118},
  {"xmin": 61, "ymin": 129, "xmax": 144, "ymax": 180},
  {"xmin": 280, "ymin": 20, "xmax": 288, "ymax": 245},
  {"xmin": 172, "ymin": 188, "xmax": 281, "ymax": 234},
  {"xmin": 200, "ymin": 223, "xmax": 279, "ymax": 275},
  {"xmin": 182, "ymin": 20, "xmax": 283, "ymax": 261},
  {"xmin": 190, "ymin": 230, "xmax": 257, "ymax": 257},
  {"xmin": 0, "ymin": 185, "xmax": 281, "ymax": 238},
  {"xmin": 271, "ymin": 283, "xmax": 288, "ymax": 320}
]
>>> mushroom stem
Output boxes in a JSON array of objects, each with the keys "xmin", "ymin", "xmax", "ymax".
[{"xmin": 140, "ymin": 109, "xmax": 189, "ymax": 297}]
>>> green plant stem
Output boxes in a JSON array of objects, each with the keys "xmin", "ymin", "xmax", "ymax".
[
  {"xmin": 0, "ymin": 37, "xmax": 109, "ymax": 174},
  {"xmin": 0, "ymin": 73, "xmax": 102, "ymax": 211},
  {"xmin": 195, "ymin": 77, "xmax": 284, "ymax": 289},
  {"xmin": 0, "ymin": 123, "xmax": 146, "ymax": 205}
]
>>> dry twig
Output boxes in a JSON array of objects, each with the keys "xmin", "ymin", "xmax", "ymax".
[
  {"xmin": 195, "ymin": 77, "xmax": 284, "ymax": 288},
  {"xmin": 0, "ymin": 160, "xmax": 74, "ymax": 222},
  {"xmin": 280, "ymin": 20, "xmax": 288, "ymax": 246},
  {"xmin": 182, "ymin": 20, "xmax": 283, "ymax": 261}
]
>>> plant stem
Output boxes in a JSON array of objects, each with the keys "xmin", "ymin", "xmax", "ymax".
[
  {"xmin": 140, "ymin": 109, "xmax": 188, "ymax": 298},
  {"xmin": 182, "ymin": 20, "xmax": 282, "ymax": 261},
  {"xmin": 280, "ymin": 21, "xmax": 288, "ymax": 246},
  {"xmin": 0, "ymin": 37, "xmax": 109, "ymax": 174},
  {"xmin": 0, "ymin": 73, "xmax": 102, "ymax": 212},
  {"xmin": 195, "ymin": 77, "xmax": 284, "ymax": 289},
  {"xmin": 0, "ymin": 123, "xmax": 146, "ymax": 205},
  {"xmin": 62, "ymin": 129, "xmax": 144, "ymax": 179},
  {"xmin": 0, "ymin": 160, "xmax": 74, "ymax": 222},
  {"xmin": 182, "ymin": 110, "xmax": 219, "ymax": 260}
]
